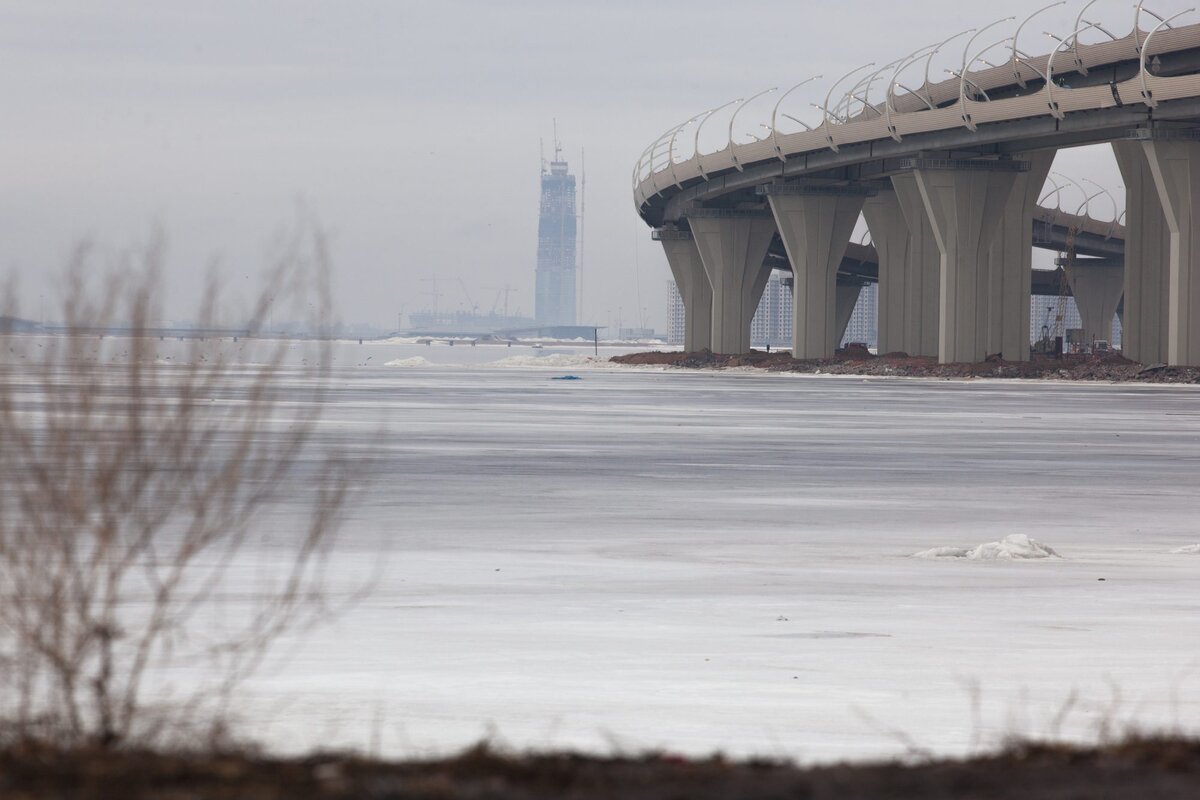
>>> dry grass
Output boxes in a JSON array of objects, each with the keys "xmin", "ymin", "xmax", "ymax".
[{"xmin": 0, "ymin": 229, "xmax": 353, "ymax": 749}]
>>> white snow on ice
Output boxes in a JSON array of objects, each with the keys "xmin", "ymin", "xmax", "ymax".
[
  {"xmin": 1171, "ymin": 543, "xmax": 1200, "ymax": 554},
  {"xmin": 384, "ymin": 356, "xmax": 432, "ymax": 367},
  {"xmin": 489, "ymin": 353, "xmax": 605, "ymax": 368},
  {"xmin": 913, "ymin": 533, "xmax": 1061, "ymax": 560}
]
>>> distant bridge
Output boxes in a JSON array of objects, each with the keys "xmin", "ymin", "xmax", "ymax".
[{"xmin": 635, "ymin": 3, "xmax": 1200, "ymax": 364}]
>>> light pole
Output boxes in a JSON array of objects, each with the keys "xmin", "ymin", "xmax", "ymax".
[
  {"xmin": 729, "ymin": 87, "xmax": 777, "ymax": 171},
  {"xmin": 770, "ymin": 75, "xmax": 821, "ymax": 161}
]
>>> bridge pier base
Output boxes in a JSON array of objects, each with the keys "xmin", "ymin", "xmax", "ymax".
[
  {"xmin": 654, "ymin": 227, "xmax": 712, "ymax": 352},
  {"xmin": 986, "ymin": 150, "xmax": 1055, "ymax": 362},
  {"xmin": 687, "ymin": 210, "xmax": 776, "ymax": 355},
  {"xmin": 913, "ymin": 161, "xmax": 1021, "ymax": 364},
  {"xmin": 1113, "ymin": 140, "xmax": 1171, "ymax": 365},
  {"xmin": 766, "ymin": 186, "xmax": 866, "ymax": 359},
  {"xmin": 1141, "ymin": 136, "xmax": 1200, "ymax": 367},
  {"xmin": 1066, "ymin": 263, "xmax": 1123, "ymax": 348},
  {"xmin": 864, "ymin": 177, "xmax": 939, "ymax": 357}
]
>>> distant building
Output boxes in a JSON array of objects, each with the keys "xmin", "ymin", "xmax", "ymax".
[
  {"xmin": 842, "ymin": 283, "xmax": 878, "ymax": 347},
  {"xmin": 666, "ymin": 274, "xmax": 1128, "ymax": 353},
  {"xmin": 535, "ymin": 153, "xmax": 577, "ymax": 326},
  {"xmin": 752, "ymin": 273, "xmax": 793, "ymax": 347},
  {"xmin": 1028, "ymin": 292, "xmax": 1122, "ymax": 348},
  {"xmin": 667, "ymin": 276, "xmax": 874, "ymax": 351},
  {"xmin": 408, "ymin": 310, "xmax": 536, "ymax": 335},
  {"xmin": 667, "ymin": 273, "xmax": 792, "ymax": 348},
  {"xmin": 618, "ymin": 327, "xmax": 657, "ymax": 340},
  {"xmin": 667, "ymin": 280, "xmax": 687, "ymax": 345}
]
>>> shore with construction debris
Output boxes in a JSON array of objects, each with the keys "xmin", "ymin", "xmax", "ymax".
[
  {"xmin": 611, "ymin": 348, "xmax": 1200, "ymax": 383},
  {"xmin": 6, "ymin": 737, "xmax": 1200, "ymax": 799}
]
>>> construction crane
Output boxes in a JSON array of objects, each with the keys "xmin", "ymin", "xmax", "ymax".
[
  {"xmin": 1051, "ymin": 224, "xmax": 1076, "ymax": 356},
  {"xmin": 456, "ymin": 278, "xmax": 479, "ymax": 314}
]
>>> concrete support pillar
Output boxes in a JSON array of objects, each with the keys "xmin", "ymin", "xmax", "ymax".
[
  {"xmin": 862, "ymin": 189, "xmax": 909, "ymax": 354},
  {"xmin": 986, "ymin": 150, "xmax": 1056, "ymax": 361},
  {"xmin": 863, "ymin": 178, "xmax": 939, "ymax": 356},
  {"xmin": 914, "ymin": 162, "xmax": 1021, "ymax": 363},
  {"xmin": 1112, "ymin": 140, "xmax": 1171, "ymax": 364},
  {"xmin": 1066, "ymin": 264, "xmax": 1124, "ymax": 347},
  {"xmin": 687, "ymin": 210, "xmax": 776, "ymax": 354},
  {"xmin": 1141, "ymin": 135, "xmax": 1200, "ymax": 366},
  {"xmin": 766, "ymin": 186, "xmax": 867, "ymax": 359},
  {"xmin": 835, "ymin": 283, "xmax": 863, "ymax": 346},
  {"xmin": 890, "ymin": 174, "xmax": 942, "ymax": 357},
  {"xmin": 654, "ymin": 227, "xmax": 712, "ymax": 352}
]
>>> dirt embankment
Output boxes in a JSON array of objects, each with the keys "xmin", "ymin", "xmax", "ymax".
[
  {"xmin": 4, "ymin": 739, "xmax": 1200, "ymax": 799},
  {"xmin": 612, "ymin": 348, "xmax": 1200, "ymax": 383}
]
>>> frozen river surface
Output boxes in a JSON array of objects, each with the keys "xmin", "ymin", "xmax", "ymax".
[{"xmin": 186, "ymin": 349, "xmax": 1200, "ymax": 760}]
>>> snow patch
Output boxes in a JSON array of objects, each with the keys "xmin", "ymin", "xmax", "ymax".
[
  {"xmin": 1171, "ymin": 544, "xmax": 1200, "ymax": 554},
  {"xmin": 384, "ymin": 356, "xmax": 431, "ymax": 367},
  {"xmin": 490, "ymin": 354, "xmax": 602, "ymax": 368},
  {"xmin": 370, "ymin": 336, "xmax": 423, "ymax": 345},
  {"xmin": 913, "ymin": 534, "xmax": 1061, "ymax": 561}
]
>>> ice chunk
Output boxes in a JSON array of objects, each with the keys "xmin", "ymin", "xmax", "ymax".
[
  {"xmin": 913, "ymin": 534, "xmax": 1061, "ymax": 560},
  {"xmin": 384, "ymin": 357, "xmax": 431, "ymax": 367}
]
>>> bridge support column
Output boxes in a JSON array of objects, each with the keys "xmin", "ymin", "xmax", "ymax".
[
  {"xmin": 836, "ymin": 283, "xmax": 863, "ymax": 346},
  {"xmin": 1113, "ymin": 140, "xmax": 1170, "ymax": 364},
  {"xmin": 913, "ymin": 160, "xmax": 1023, "ymax": 363},
  {"xmin": 766, "ymin": 185, "xmax": 867, "ymax": 359},
  {"xmin": 1141, "ymin": 134, "xmax": 1200, "ymax": 366},
  {"xmin": 862, "ymin": 188, "xmax": 908, "ymax": 353},
  {"xmin": 687, "ymin": 210, "xmax": 776, "ymax": 355},
  {"xmin": 986, "ymin": 150, "xmax": 1055, "ymax": 361},
  {"xmin": 1066, "ymin": 263, "xmax": 1124, "ymax": 348},
  {"xmin": 864, "ymin": 177, "xmax": 939, "ymax": 356},
  {"xmin": 653, "ymin": 227, "xmax": 712, "ymax": 352}
]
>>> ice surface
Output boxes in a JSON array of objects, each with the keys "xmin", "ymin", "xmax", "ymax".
[
  {"xmin": 913, "ymin": 534, "xmax": 1061, "ymax": 560},
  {"xmin": 10, "ymin": 347, "xmax": 1200, "ymax": 763},
  {"xmin": 241, "ymin": 364, "xmax": 1200, "ymax": 761}
]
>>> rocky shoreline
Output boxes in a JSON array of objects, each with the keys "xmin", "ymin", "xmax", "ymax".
[
  {"xmin": 611, "ymin": 348, "xmax": 1200, "ymax": 383},
  {"xmin": 5, "ymin": 738, "xmax": 1200, "ymax": 799}
]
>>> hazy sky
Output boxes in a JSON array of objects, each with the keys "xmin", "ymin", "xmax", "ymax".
[{"xmin": 2, "ymin": 0, "xmax": 1147, "ymax": 330}]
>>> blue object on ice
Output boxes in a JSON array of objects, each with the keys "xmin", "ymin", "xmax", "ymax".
[{"xmin": 552, "ymin": 375, "xmax": 583, "ymax": 381}]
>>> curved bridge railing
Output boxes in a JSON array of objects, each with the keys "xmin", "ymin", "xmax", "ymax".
[{"xmin": 633, "ymin": 3, "xmax": 1200, "ymax": 216}]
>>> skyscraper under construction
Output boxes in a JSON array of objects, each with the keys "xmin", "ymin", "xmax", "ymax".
[{"xmin": 535, "ymin": 144, "xmax": 577, "ymax": 326}]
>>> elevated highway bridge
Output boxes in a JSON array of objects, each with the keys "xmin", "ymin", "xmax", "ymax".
[{"xmin": 634, "ymin": 3, "xmax": 1200, "ymax": 365}]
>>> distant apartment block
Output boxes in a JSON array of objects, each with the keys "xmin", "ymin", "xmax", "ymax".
[
  {"xmin": 842, "ymin": 283, "xmax": 877, "ymax": 347},
  {"xmin": 669, "ymin": 276, "xmax": 1130, "ymax": 353},
  {"xmin": 751, "ymin": 272, "xmax": 793, "ymax": 347},
  {"xmin": 667, "ymin": 279, "xmax": 686, "ymax": 346},
  {"xmin": 667, "ymin": 274, "xmax": 879, "ymax": 350}
]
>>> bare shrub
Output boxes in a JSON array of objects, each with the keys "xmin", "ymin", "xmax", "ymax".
[{"xmin": 0, "ymin": 230, "xmax": 352, "ymax": 748}]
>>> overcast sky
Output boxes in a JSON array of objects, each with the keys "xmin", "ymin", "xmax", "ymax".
[{"xmin": 2, "ymin": 0, "xmax": 1149, "ymax": 330}]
